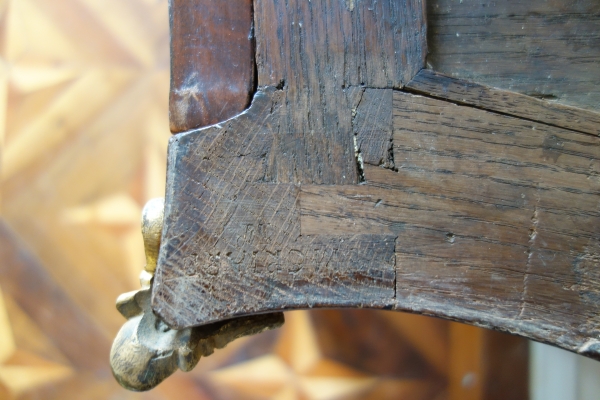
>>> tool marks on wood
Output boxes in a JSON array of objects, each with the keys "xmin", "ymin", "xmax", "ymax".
[
  {"xmin": 156, "ymin": 89, "xmax": 397, "ymax": 328},
  {"xmin": 157, "ymin": 0, "xmax": 600, "ymax": 361},
  {"xmin": 157, "ymin": 69, "xmax": 600, "ymax": 357},
  {"xmin": 301, "ymin": 90, "xmax": 600, "ymax": 355},
  {"xmin": 252, "ymin": 0, "xmax": 426, "ymax": 184},
  {"xmin": 157, "ymin": 0, "xmax": 428, "ymax": 327}
]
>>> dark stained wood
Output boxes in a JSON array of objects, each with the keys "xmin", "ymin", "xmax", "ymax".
[
  {"xmin": 169, "ymin": 0, "xmax": 255, "ymax": 133},
  {"xmin": 353, "ymin": 88, "xmax": 394, "ymax": 168},
  {"xmin": 300, "ymin": 90, "xmax": 600, "ymax": 358},
  {"xmin": 0, "ymin": 221, "xmax": 111, "ymax": 371},
  {"xmin": 154, "ymin": 0, "xmax": 427, "ymax": 327},
  {"xmin": 255, "ymin": 0, "xmax": 427, "ymax": 90},
  {"xmin": 427, "ymin": 0, "xmax": 600, "ymax": 112},
  {"xmin": 253, "ymin": 0, "xmax": 426, "ymax": 184},
  {"xmin": 406, "ymin": 69, "xmax": 600, "ymax": 137},
  {"xmin": 155, "ymin": 0, "xmax": 599, "ymax": 365},
  {"xmin": 155, "ymin": 88, "xmax": 396, "ymax": 328},
  {"xmin": 156, "ymin": 80, "xmax": 600, "ymax": 359}
]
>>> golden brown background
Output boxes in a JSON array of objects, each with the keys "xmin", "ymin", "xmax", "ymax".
[{"xmin": 0, "ymin": 0, "xmax": 527, "ymax": 399}]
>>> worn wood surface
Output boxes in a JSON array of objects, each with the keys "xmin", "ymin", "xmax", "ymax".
[
  {"xmin": 111, "ymin": 197, "xmax": 285, "ymax": 391},
  {"xmin": 301, "ymin": 90, "xmax": 600, "ymax": 358},
  {"xmin": 353, "ymin": 88, "xmax": 394, "ymax": 168},
  {"xmin": 427, "ymin": 0, "xmax": 600, "ymax": 112},
  {"xmin": 155, "ymin": 0, "xmax": 427, "ymax": 325},
  {"xmin": 0, "ymin": 0, "xmax": 531, "ymax": 397},
  {"xmin": 155, "ymin": 89, "xmax": 397, "ymax": 325},
  {"xmin": 253, "ymin": 0, "xmax": 426, "ymax": 184},
  {"xmin": 406, "ymin": 69, "xmax": 600, "ymax": 137},
  {"xmin": 155, "ymin": 0, "xmax": 599, "ymax": 370},
  {"xmin": 156, "ymin": 80, "xmax": 600, "ymax": 360},
  {"xmin": 169, "ymin": 0, "xmax": 255, "ymax": 133}
]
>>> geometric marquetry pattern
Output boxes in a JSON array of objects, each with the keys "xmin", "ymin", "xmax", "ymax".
[
  {"xmin": 0, "ymin": 0, "xmax": 526, "ymax": 399},
  {"xmin": 0, "ymin": 0, "xmax": 171, "ymax": 398}
]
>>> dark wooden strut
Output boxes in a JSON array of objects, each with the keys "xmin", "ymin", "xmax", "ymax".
[{"xmin": 155, "ymin": 0, "xmax": 600, "ymax": 362}]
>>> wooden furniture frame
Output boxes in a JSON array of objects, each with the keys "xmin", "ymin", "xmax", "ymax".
[{"xmin": 110, "ymin": 0, "xmax": 600, "ymax": 391}]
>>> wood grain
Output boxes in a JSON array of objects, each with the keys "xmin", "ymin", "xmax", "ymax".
[
  {"xmin": 301, "ymin": 91, "xmax": 600, "ymax": 358},
  {"xmin": 155, "ymin": 0, "xmax": 427, "ymax": 326},
  {"xmin": 155, "ymin": 0, "xmax": 600, "ymax": 362},
  {"xmin": 169, "ymin": 0, "xmax": 255, "ymax": 133},
  {"xmin": 156, "ymin": 82, "xmax": 600, "ymax": 360},
  {"xmin": 353, "ymin": 88, "xmax": 394, "ymax": 168},
  {"xmin": 253, "ymin": 0, "xmax": 426, "ymax": 184},
  {"xmin": 155, "ymin": 90, "xmax": 396, "ymax": 326},
  {"xmin": 0, "ymin": 0, "xmax": 530, "ymax": 397},
  {"xmin": 406, "ymin": 69, "xmax": 600, "ymax": 137},
  {"xmin": 427, "ymin": 0, "xmax": 600, "ymax": 112},
  {"xmin": 255, "ymin": 0, "xmax": 426, "ymax": 90}
]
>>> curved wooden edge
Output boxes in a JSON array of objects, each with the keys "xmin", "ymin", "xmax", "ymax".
[
  {"xmin": 405, "ymin": 69, "xmax": 600, "ymax": 137},
  {"xmin": 154, "ymin": 77, "xmax": 600, "ymax": 361},
  {"xmin": 110, "ymin": 198, "xmax": 284, "ymax": 391}
]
